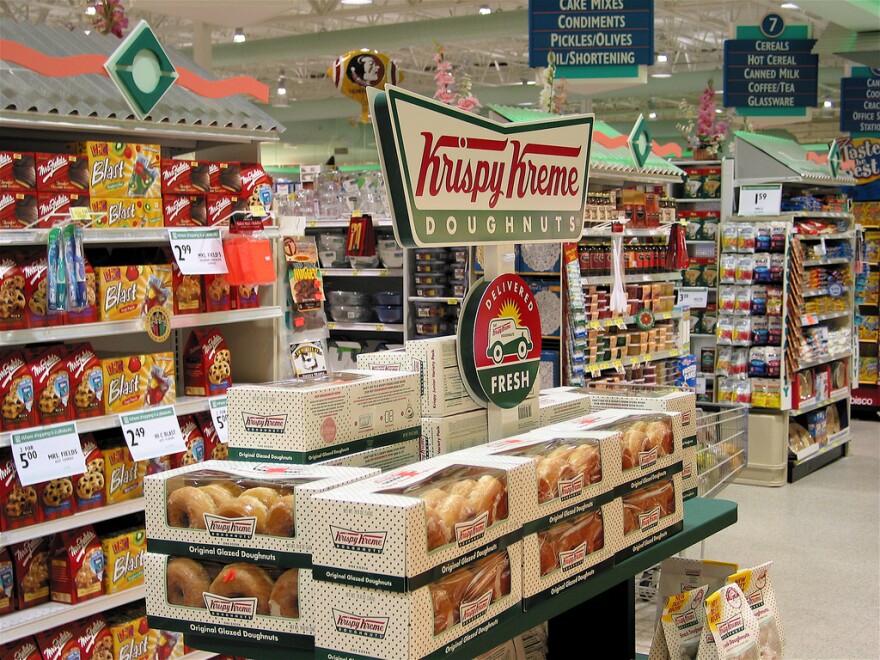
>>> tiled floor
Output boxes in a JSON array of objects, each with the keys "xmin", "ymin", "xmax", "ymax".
[{"xmin": 634, "ymin": 417, "xmax": 880, "ymax": 660}]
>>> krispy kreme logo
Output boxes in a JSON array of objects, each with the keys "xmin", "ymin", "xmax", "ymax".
[
  {"xmin": 37, "ymin": 155, "xmax": 67, "ymax": 181},
  {"xmin": 559, "ymin": 542, "xmax": 588, "ymax": 572},
  {"xmin": 454, "ymin": 511, "xmax": 489, "ymax": 546},
  {"xmin": 163, "ymin": 161, "xmax": 190, "ymax": 184},
  {"xmin": 204, "ymin": 593, "xmax": 258, "ymax": 619},
  {"xmin": 164, "ymin": 195, "xmax": 190, "ymax": 220},
  {"xmin": 557, "ymin": 473, "xmax": 585, "ymax": 501},
  {"xmin": 718, "ymin": 614, "xmax": 745, "ymax": 639},
  {"xmin": 459, "ymin": 590, "xmax": 493, "ymax": 627},
  {"xmin": 673, "ymin": 609, "xmax": 698, "ymax": 628},
  {"xmin": 637, "ymin": 506, "xmax": 661, "ymax": 532},
  {"xmin": 330, "ymin": 525, "xmax": 387, "ymax": 553},
  {"xmin": 204, "ymin": 514, "xmax": 257, "ymax": 539},
  {"xmin": 332, "ymin": 609, "xmax": 389, "ymax": 638},
  {"xmin": 638, "ymin": 447, "xmax": 659, "ymax": 469},
  {"xmin": 242, "ymin": 412, "xmax": 287, "ymax": 433}
]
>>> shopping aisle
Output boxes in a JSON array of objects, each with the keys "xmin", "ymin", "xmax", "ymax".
[{"xmin": 635, "ymin": 418, "xmax": 880, "ymax": 659}]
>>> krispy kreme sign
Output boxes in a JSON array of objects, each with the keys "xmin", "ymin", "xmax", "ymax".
[{"xmin": 369, "ymin": 85, "xmax": 593, "ymax": 247}]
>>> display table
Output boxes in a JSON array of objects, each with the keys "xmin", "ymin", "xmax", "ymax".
[{"xmin": 185, "ymin": 498, "xmax": 737, "ymax": 660}]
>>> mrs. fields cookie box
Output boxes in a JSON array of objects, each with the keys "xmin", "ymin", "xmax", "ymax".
[
  {"xmin": 227, "ymin": 370, "xmax": 420, "ymax": 464},
  {"xmin": 144, "ymin": 460, "xmax": 380, "ymax": 567}
]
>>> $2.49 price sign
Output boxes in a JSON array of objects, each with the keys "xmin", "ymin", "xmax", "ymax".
[
  {"xmin": 209, "ymin": 396, "xmax": 229, "ymax": 444},
  {"xmin": 168, "ymin": 228, "xmax": 228, "ymax": 275},
  {"xmin": 11, "ymin": 423, "xmax": 87, "ymax": 487},
  {"xmin": 119, "ymin": 405, "xmax": 187, "ymax": 461}
]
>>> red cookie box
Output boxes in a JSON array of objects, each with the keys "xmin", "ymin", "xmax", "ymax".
[
  {"xmin": 161, "ymin": 246, "xmax": 202, "ymax": 315},
  {"xmin": 0, "ymin": 190, "xmax": 39, "ymax": 229},
  {"xmin": 36, "ymin": 191, "xmax": 90, "ymax": 227},
  {"xmin": 34, "ymin": 152, "xmax": 90, "ymax": 192},
  {"xmin": 49, "ymin": 524, "xmax": 105, "ymax": 604},
  {"xmin": 36, "ymin": 625, "xmax": 83, "ymax": 660},
  {"xmin": 74, "ymin": 434, "xmax": 106, "ymax": 512},
  {"xmin": 0, "ymin": 350, "xmax": 37, "ymax": 431},
  {"xmin": 0, "ymin": 636, "xmax": 41, "ymax": 660},
  {"xmin": 77, "ymin": 614, "xmax": 114, "ymax": 660},
  {"xmin": 195, "ymin": 411, "xmax": 227, "ymax": 461},
  {"xmin": 171, "ymin": 414, "xmax": 207, "ymax": 468},
  {"xmin": 239, "ymin": 162, "xmax": 272, "ymax": 198},
  {"xmin": 0, "ymin": 450, "xmax": 42, "ymax": 530},
  {"xmin": 209, "ymin": 161, "xmax": 242, "ymax": 194},
  {"xmin": 28, "ymin": 345, "xmax": 73, "ymax": 426},
  {"xmin": 66, "ymin": 342, "xmax": 105, "ymax": 420},
  {"xmin": 20, "ymin": 252, "xmax": 65, "ymax": 329},
  {"xmin": 161, "ymin": 159, "xmax": 211, "ymax": 195},
  {"xmin": 163, "ymin": 194, "xmax": 207, "ymax": 227},
  {"xmin": 38, "ymin": 474, "xmax": 76, "ymax": 522},
  {"xmin": 183, "ymin": 327, "xmax": 231, "ymax": 397},
  {"xmin": 1, "ymin": 252, "xmax": 27, "ymax": 331},
  {"xmin": 0, "ymin": 151, "xmax": 36, "ymax": 191},
  {"xmin": 232, "ymin": 283, "xmax": 260, "ymax": 310},
  {"xmin": 206, "ymin": 192, "xmax": 247, "ymax": 225},
  {"xmin": 11, "ymin": 536, "xmax": 50, "ymax": 609},
  {"xmin": 203, "ymin": 273, "xmax": 231, "ymax": 312},
  {"xmin": 0, "ymin": 546, "xmax": 13, "ymax": 614}
]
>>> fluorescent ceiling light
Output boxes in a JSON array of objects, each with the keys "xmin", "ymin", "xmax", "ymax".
[
  {"xmin": 341, "ymin": 0, "xmax": 374, "ymax": 5},
  {"xmin": 823, "ymin": 99, "xmax": 833, "ymax": 108},
  {"xmin": 479, "ymin": 5, "xmax": 492, "ymax": 15},
  {"xmin": 85, "ymin": 5, "xmax": 97, "ymax": 15},
  {"xmin": 648, "ymin": 111, "xmax": 657, "ymax": 119},
  {"xmin": 656, "ymin": 53, "xmax": 668, "ymax": 63},
  {"xmin": 781, "ymin": 2, "xmax": 799, "ymax": 9},
  {"xmin": 233, "ymin": 28, "xmax": 246, "ymax": 43},
  {"xmin": 651, "ymin": 71, "xmax": 672, "ymax": 78}
]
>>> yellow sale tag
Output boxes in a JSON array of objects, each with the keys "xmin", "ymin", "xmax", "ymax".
[
  {"xmin": 590, "ymin": 320, "xmax": 601, "ymax": 330},
  {"xmin": 614, "ymin": 318, "xmax": 627, "ymax": 329},
  {"xmin": 70, "ymin": 206, "xmax": 90, "ymax": 221},
  {"xmin": 250, "ymin": 203, "xmax": 267, "ymax": 217}
]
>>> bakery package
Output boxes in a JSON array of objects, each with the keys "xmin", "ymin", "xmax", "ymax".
[
  {"xmin": 49, "ymin": 524, "xmax": 105, "ymax": 604},
  {"xmin": 309, "ymin": 454, "xmax": 529, "ymax": 593},
  {"xmin": 680, "ymin": 445, "xmax": 699, "ymax": 502},
  {"xmin": 318, "ymin": 437, "xmax": 421, "ymax": 472},
  {"xmin": 72, "ymin": 434, "xmax": 105, "ymax": 511},
  {"xmin": 163, "ymin": 194, "xmax": 207, "ymax": 227},
  {"xmin": 1, "ymin": 349, "xmax": 37, "ymax": 431},
  {"xmin": 65, "ymin": 342, "xmax": 104, "ymax": 420},
  {"xmin": 38, "ymin": 474, "xmax": 76, "ymax": 521},
  {"xmin": 145, "ymin": 460, "xmax": 379, "ymax": 567},
  {"xmin": 11, "ymin": 536, "xmax": 50, "ymax": 609},
  {"xmin": 183, "ymin": 327, "xmax": 232, "ymax": 397},
  {"xmin": 611, "ymin": 465, "xmax": 684, "ymax": 561},
  {"xmin": 172, "ymin": 414, "xmax": 207, "ymax": 468},
  {"xmin": 145, "ymin": 554, "xmax": 314, "ymax": 647},
  {"xmin": 21, "ymin": 251, "xmax": 65, "ymax": 328},
  {"xmin": 28, "ymin": 344, "xmax": 72, "ymax": 426},
  {"xmin": 36, "ymin": 191, "xmax": 90, "ymax": 227},
  {"xmin": 34, "ymin": 152, "xmax": 89, "ymax": 192},
  {"xmin": 227, "ymin": 370, "xmax": 421, "ymax": 465},
  {"xmin": 420, "ymin": 409, "xmax": 489, "ymax": 460},
  {"xmin": 203, "ymin": 273, "xmax": 232, "ymax": 312},
  {"xmin": 313, "ymin": 543, "xmax": 522, "ymax": 660},
  {"xmin": 536, "ymin": 387, "xmax": 592, "ymax": 427},
  {"xmin": 1, "ymin": 449, "xmax": 42, "ymax": 530}
]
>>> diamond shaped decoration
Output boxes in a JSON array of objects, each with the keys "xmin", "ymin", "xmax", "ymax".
[
  {"xmin": 827, "ymin": 140, "xmax": 840, "ymax": 178},
  {"xmin": 628, "ymin": 114, "xmax": 652, "ymax": 170},
  {"xmin": 104, "ymin": 20, "xmax": 179, "ymax": 120}
]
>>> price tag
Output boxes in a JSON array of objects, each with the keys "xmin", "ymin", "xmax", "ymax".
[
  {"xmin": 11, "ymin": 423, "xmax": 86, "ymax": 487},
  {"xmin": 588, "ymin": 365, "xmax": 601, "ymax": 378},
  {"xmin": 209, "ymin": 396, "xmax": 229, "ymax": 444},
  {"xmin": 612, "ymin": 360, "xmax": 625, "ymax": 374},
  {"xmin": 589, "ymin": 320, "xmax": 601, "ymax": 330},
  {"xmin": 70, "ymin": 207, "xmax": 91, "ymax": 222},
  {"xmin": 168, "ymin": 228, "xmax": 228, "ymax": 275},
  {"xmin": 696, "ymin": 376, "xmax": 707, "ymax": 395},
  {"xmin": 738, "ymin": 185, "xmax": 782, "ymax": 216},
  {"xmin": 614, "ymin": 318, "xmax": 627, "ymax": 330},
  {"xmin": 678, "ymin": 288, "xmax": 709, "ymax": 309},
  {"xmin": 119, "ymin": 405, "xmax": 186, "ymax": 461},
  {"xmin": 804, "ymin": 314, "xmax": 818, "ymax": 325},
  {"xmin": 250, "ymin": 203, "xmax": 267, "ymax": 217}
]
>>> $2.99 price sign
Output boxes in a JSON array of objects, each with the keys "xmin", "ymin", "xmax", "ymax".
[
  {"xmin": 11, "ymin": 423, "xmax": 87, "ymax": 487},
  {"xmin": 167, "ymin": 228, "xmax": 228, "ymax": 275},
  {"xmin": 209, "ymin": 396, "xmax": 229, "ymax": 444},
  {"xmin": 119, "ymin": 405, "xmax": 187, "ymax": 461}
]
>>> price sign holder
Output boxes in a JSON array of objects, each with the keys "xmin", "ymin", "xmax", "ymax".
[
  {"xmin": 70, "ymin": 207, "xmax": 91, "ymax": 222},
  {"xmin": 738, "ymin": 185, "xmax": 782, "ymax": 216},
  {"xmin": 119, "ymin": 405, "xmax": 186, "ymax": 461},
  {"xmin": 167, "ymin": 228, "xmax": 229, "ymax": 275},
  {"xmin": 11, "ymin": 422, "xmax": 86, "ymax": 487},
  {"xmin": 345, "ymin": 213, "xmax": 376, "ymax": 257},
  {"xmin": 678, "ymin": 288, "xmax": 710, "ymax": 309},
  {"xmin": 209, "ymin": 396, "xmax": 229, "ymax": 444}
]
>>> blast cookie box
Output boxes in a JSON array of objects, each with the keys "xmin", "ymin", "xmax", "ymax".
[
  {"xmin": 308, "ymin": 454, "xmax": 531, "ymax": 593},
  {"xmin": 145, "ymin": 460, "xmax": 379, "ymax": 567},
  {"xmin": 313, "ymin": 543, "xmax": 522, "ymax": 660},
  {"xmin": 145, "ymin": 553, "xmax": 313, "ymax": 648},
  {"xmin": 227, "ymin": 370, "xmax": 421, "ymax": 464}
]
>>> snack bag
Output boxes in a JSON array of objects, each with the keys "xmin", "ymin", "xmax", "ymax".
[
  {"xmin": 203, "ymin": 273, "xmax": 231, "ymax": 312},
  {"xmin": 699, "ymin": 583, "xmax": 762, "ymax": 659},
  {"xmin": 74, "ymin": 433, "xmax": 106, "ymax": 512},
  {"xmin": 183, "ymin": 327, "xmax": 231, "ymax": 397},
  {"xmin": 0, "ymin": 546, "xmax": 13, "ymax": 614},
  {"xmin": 161, "ymin": 246, "xmax": 202, "ymax": 315},
  {"xmin": 232, "ymin": 283, "xmax": 260, "ymax": 310},
  {"xmin": 101, "ymin": 525, "xmax": 146, "ymax": 594},
  {"xmin": 77, "ymin": 614, "xmax": 114, "ymax": 660},
  {"xmin": 49, "ymin": 524, "xmax": 105, "ymax": 604},
  {"xmin": 649, "ymin": 584, "xmax": 710, "ymax": 660},
  {"xmin": 11, "ymin": 536, "xmax": 50, "ymax": 609},
  {"xmin": 65, "ymin": 255, "xmax": 98, "ymax": 325},
  {"xmin": 1, "ymin": 449, "xmax": 42, "ymax": 530},
  {"xmin": 29, "ymin": 345, "xmax": 72, "ymax": 426},
  {"xmin": 35, "ymin": 626, "xmax": 83, "ymax": 660},
  {"xmin": 66, "ymin": 342, "xmax": 104, "ymax": 420},
  {"xmin": 0, "ymin": 253, "xmax": 27, "ymax": 330},
  {"xmin": 726, "ymin": 562, "xmax": 785, "ymax": 659}
]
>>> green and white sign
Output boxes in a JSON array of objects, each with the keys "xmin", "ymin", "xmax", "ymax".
[
  {"xmin": 119, "ymin": 404, "xmax": 186, "ymax": 461},
  {"xmin": 628, "ymin": 114, "xmax": 652, "ymax": 169},
  {"xmin": 168, "ymin": 228, "xmax": 228, "ymax": 274},
  {"xmin": 369, "ymin": 85, "xmax": 593, "ymax": 248},
  {"xmin": 209, "ymin": 396, "xmax": 229, "ymax": 444},
  {"xmin": 457, "ymin": 273, "xmax": 542, "ymax": 409},
  {"xmin": 11, "ymin": 423, "xmax": 86, "ymax": 486}
]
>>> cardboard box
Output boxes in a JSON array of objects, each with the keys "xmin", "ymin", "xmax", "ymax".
[
  {"xmin": 101, "ymin": 352, "xmax": 175, "ymax": 414},
  {"xmin": 0, "ymin": 636, "xmax": 41, "ymax": 660},
  {"xmin": 227, "ymin": 370, "xmax": 421, "ymax": 464},
  {"xmin": 313, "ymin": 543, "xmax": 522, "ymax": 660},
  {"xmin": 613, "ymin": 466, "xmax": 684, "ymax": 561},
  {"xmin": 20, "ymin": 253, "xmax": 65, "ymax": 329},
  {"xmin": 318, "ymin": 438, "xmax": 421, "ymax": 472},
  {"xmin": 309, "ymin": 454, "xmax": 529, "ymax": 592},
  {"xmin": 76, "ymin": 614, "xmax": 114, "ymax": 660},
  {"xmin": 1, "ymin": 451, "xmax": 42, "ymax": 530},
  {"xmin": 65, "ymin": 343, "xmax": 104, "ymax": 420},
  {"xmin": 144, "ymin": 460, "xmax": 379, "ymax": 567},
  {"xmin": 0, "ymin": 547, "xmax": 13, "ymax": 614},
  {"xmin": 206, "ymin": 193, "xmax": 247, "ymax": 226},
  {"xmin": 144, "ymin": 554, "xmax": 313, "ymax": 647},
  {"xmin": 183, "ymin": 328, "xmax": 232, "ymax": 397},
  {"xmin": 96, "ymin": 264, "xmax": 173, "ymax": 322},
  {"xmin": 161, "ymin": 159, "xmax": 211, "ymax": 195},
  {"xmin": 163, "ymin": 194, "xmax": 207, "ymax": 227},
  {"xmin": 681, "ymin": 445, "xmax": 699, "ymax": 501},
  {"xmin": 28, "ymin": 345, "xmax": 72, "ymax": 426},
  {"xmin": 0, "ymin": 151, "xmax": 36, "ymax": 190},
  {"xmin": 0, "ymin": 190, "xmax": 38, "ymax": 229},
  {"xmin": 49, "ymin": 525, "xmax": 104, "ymax": 604},
  {"xmin": 101, "ymin": 526, "xmax": 146, "ymax": 594},
  {"xmin": 209, "ymin": 162, "xmax": 242, "ymax": 194},
  {"xmin": 73, "ymin": 434, "xmax": 105, "ymax": 511},
  {"xmin": 101, "ymin": 444, "xmax": 146, "ymax": 505},
  {"xmin": 10, "ymin": 537, "xmax": 50, "ymax": 609},
  {"xmin": 35, "ymin": 626, "xmax": 83, "ymax": 660},
  {"xmin": 35, "ymin": 153, "xmax": 89, "ymax": 192},
  {"xmin": 421, "ymin": 409, "xmax": 489, "ymax": 460},
  {"xmin": 36, "ymin": 191, "xmax": 89, "ymax": 227},
  {"xmin": 76, "ymin": 141, "xmax": 161, "ymax": 198},
  {"xmin": 537, "ymin": 387, "xmax": 592, "ymax": 427},
  {"xmin": 107, "ymin": 607, "xmax": 154, "ymax": 660},
  {"xmin": 89, "ymin": 197, "xmax": 164, "ymax": 228}
]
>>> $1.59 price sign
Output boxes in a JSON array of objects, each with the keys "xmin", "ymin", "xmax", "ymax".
[
  {"xmin": 11, "ymin": 423, "xmax": 87, "ymax": 487},
  {"xmin": 167, "ymin": 228, "xmax": 228, "ymax": 275},
  {"xmin": 209, "ymin": 396, "xmax": 229, "ymax": 444},
  {"xmin": 738, "ymin": 185, "xmax": 782, "ymax": 216},
  {"xmin": 119, "ymin": 405, "xmax": 187, "ymax": 461}
]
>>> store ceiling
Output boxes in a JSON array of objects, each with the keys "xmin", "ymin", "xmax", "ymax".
[{"xmin": 2, "ymin": 0, "xmax": 877, "ymax": 144}]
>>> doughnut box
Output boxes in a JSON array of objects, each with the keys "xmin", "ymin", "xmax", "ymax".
[
  {"xmin": 145, "ymin": 460, "xmax": 380, "ymax": 567},
  {"xmin": 144, "ymin": 553, "xmax": 314, "ymax": 647},
  {"xmin": 308, "ymin": 453, "xmax": 530, "ymax": 593},
  {"xmin": 611, "ymin": 464, "xmax": 684, "ymax": 561},
  {"xmin": 313, "ymin": 543, "xmax": 522, "ymax": 660},
  {"xmin": 536, "ymin": 387, "xmax": 593, "ymax": 427},
  {"xmin": 318, "ymin": 437, "xmax": 421, "ymax": 472},
  {"xmin": 226, "ymin": 370, "xmax": 421, "ymax": 465}
]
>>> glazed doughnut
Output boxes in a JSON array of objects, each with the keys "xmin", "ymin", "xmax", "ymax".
[
  {"xmin": 436, "ymin": 567, "xmax": 473, "ymax": 625},
  {"xmin": 431, "ymin": 585, "xmax": 455, "ymax": 635},
  {"xmin": 265, "ymin": 495, "xmax": 295, "ymax": 537},
  {"xmin": 447, "ymin": 479, "xmax": 475, "ymax": 499},
  {"xmin": 269, "ymin": 568, "xmax": 299, "ymax": 619},
  {"xmin": 425, "ymin": 504, "xmax": 448, "ymax": 550},
  {"xmin": 621, "ymin": 429, "xmax": 648, "ymax": 470},
  {"xmin": 466, "ymin": 475, "xmax": 507, "ymax": 525},
  {"xmin": 546, "ymin": 445, "xmax": 574, "ymax": 463},
  {"xmin": 434, "ymin": 492, "xmax": 475, "ymax": 539},
  {"xmin": 539, "ymin": 533, "xmax": 559, "ymax": 576},
  {"xmin": 200, "ymin": 484, "xmax": 238, "ymax": 507},
  {"xmin": 166, "ymin": 557, "xmax": 212, "ymax": 607},
  {"xmin": 558, "ymin": 510, "xmax": 604, "ymax": 554},
  {"xmin": 167, "ymin": 486, "xmax": 218, "ymax": 529},
  {"xmin": 420, "ymin": 487, "xmax": 450, "ymax": 509},
  {"xmin": 644, "ymin": 420, "xmax": 673, "ymax": 455},
  {"xmin": 567, "ymin": 442, "xmax": 601, "ymax": 484},
  {"xmin": 239, "ymin": 487, "xmax": 282, "ymax": 508},
  {"xmin": 536, "ymin": 456, "xmax": 576, "ymax": 503},
  {"xmin": 463, "ymin": 551, "xmax": 510, "ymax": 603},
  {"xmin": 208, "ymin": 563, "xmax": 274, "ymax": 615},
  {"xmin": 217, "ymin": 495, "xmax": 269, "ymax": 533}
]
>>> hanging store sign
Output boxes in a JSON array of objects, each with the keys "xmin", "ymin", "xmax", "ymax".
[
  {"xmin": 368, "ymin": 85, "xmax": 593, "ymax": 248},
  {"xmin": 723, "ymin": 16, "xmax": 818, "ymax": 117},
  {"xmin": 840, "ymin": 68, "xmax": 880, "ymax": 136},
  {"xmin": 527, "ymin": 0, "xmax": 654, "ymax": 73}
]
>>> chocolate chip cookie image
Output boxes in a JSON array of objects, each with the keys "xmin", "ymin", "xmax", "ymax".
[
  {"xmin": 74, "ymin": 380, "xmax": 95, "ymax": 410},
  {"xmin": 43, "ymin": 478, "xmax": 74, "ymax": 507},
  {"xmin": 207, "ymin": 276, "xmax": 229, "ymax": 302},
  {"xmin": 2, "ymin": 393, "xmax": 24, "ymax": 420},
  {"xmin": 0, "ymin": 285, "xmax": 25, "ymax": 319},
  {"xmin": 6, "ymin": 484, "xmax": 37, "ymax": 517},
  {"xmin": 208, "ymin": 360, "xmax": 231, "ymax": 385},
  {"xmin": 76, "ymin": 470, "xmax": 104, "ymax": 500},
  {"xmin": 28, "ymin": 279, "xmax": 48, "ymax": 316}
]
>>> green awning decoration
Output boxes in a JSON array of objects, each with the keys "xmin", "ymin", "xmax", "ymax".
[{"xmin": 733, "ymin": 131, "xmax": 855, "ymax": 185}]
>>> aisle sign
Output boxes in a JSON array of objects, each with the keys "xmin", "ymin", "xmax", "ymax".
[
  {"xmin": 168, "ymin": 228, "xmax": 228, "ymax": 275},
  {"xmin": 840, "ymin": 68, "xmax": 880, "ymax": 135},
  {"xmin": 723, "ymin": 17, "xmax": 817, "ymax": 116},
  {"xmin": 527, "ymin": 0, "xmax": 654, "ymax": 69},
  {"xmin": 209, "ymin": 396, "xmax": 229, "ymax": 444},
  {"xmin": 738, "ymin": 184, "xmax": 782, "ymax": 216},
  {"xmin": 119, "ymin": 405, "xmax": 186, "ymax": 461},
  {"xmin": 11, "ymin": 423, "xmax": 86, "ymax": 487}
]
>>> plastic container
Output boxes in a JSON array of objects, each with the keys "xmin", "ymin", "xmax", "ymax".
[
  {"xmin": 414, "ymin": 248, "xmax": 449, "ymax": 262},
  {"xmin": 327, "ymin": 290, "xmax": 372, "ymax": 306},
  {"xmin": 414, "ymin": 262, "xmax": 448, "ymax": 274},
  {"xmin": 374, "ymin": 305, "xmax": 403, "ymax": 323},
  {"xmin": 449, "ymin": 265, "xmax": 468, "ymax": 280},
  {"xmin": 373, "ymin": 291, "xmax": 403, "ymax": 306},
  {"xmin": 327, "ymin": 304, "xmax": 374, "ymax": 322},
  {"xmin": 449, "ymin": 248, "xmax": 469, "ymax": 264},
  {"xmin": 413, "ymin": 274, "xmax": 447, "ymax": 286},
  {"xmin": 377, "ymin": 239, "xmax": 405, "ymax": 269},
  {"xmin": 318, "ymin": 234, "xmax": 347, "ymax": 267},
  {"xmin": 348, "ymin": 254, "xmax": 381, "ymax": 269},
  {"xmin": 413, "ymin": 301, "xmax": 448, "ymax": 319},
  {"xmin": 449, "ymin": 280, "xmax": 469, "ymax": 298},
  {"xmin": 415, "ymin": 285, "xmax": 449, "ymax": 298},
  {"xmin": 415, "ymin": 320, "xmax": 452, "ymax": 336}
]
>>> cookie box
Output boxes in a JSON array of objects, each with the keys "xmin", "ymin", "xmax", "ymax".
[
  {"xmin": 0, "ymin": 151, "xmax": 36, "ymax": 190},
  {"xmin": 28, "ymin": 345, "xmax": 72, "ymax": 426},
  {"xmin": 203, "ymin": 273, "xmax": 231, "ymax": 312},
  {"xmin": 74, "ymin": 434, "xmax": 106, "ymax": 511},
  {"xmin": 90, "ymin": 197, "xmax": 164, "ymax": 228},
  {"xmin": 36, "ymin": 191, "xmax": 90, "ymax": 228},
  {"xmin": 161, "ymin": 245, "xmax": 202, "ymax": 315},
  {"xmin": 0, "ymin": 254, "xmax": 27, "ymax": 331},
  {"xmin": 20, "ymin": 253, "xmax": 65, "ymax": 329},
  {"xmin": 11, "ymin": 536, "xmax": 50, "ymax": 609},
  {"xmin": 77, "ymin": 614, "xmax": 114, "ymax": 660},
  {"xmin": 206, "ymin": 193, "xmax": 247, "ymax": 226},
  {"xmin": 101, "ymin": 525, "xmax": 146, "ymax": 594},
  {"xmin": 227, "ymin": 370, "xmax": 421, "ymax": 465},
  {"xmin": 309, "ymin": 453, "xmax": 530, "ymax": 593},
  {"xmin": 0, "ymin": 190, "xmax": 38, "ymax": 229},
  {"xmin": 35, "ymin": 626, "xmax": 83, "ymax": 660},
  {"xmin": 183, "ymin": 327, "xmax": 232, "ymax": 397},
  {"xmin": 96, "ymin": 264, "xmax": 173, "ymax": 321},
  {"xmin": 0, "ymin": 547, "xmax": 12, "ymax": 614},
  {"xmin": 145, "ymin": 554, "xmax": 313, "ymax": 647},
  {"xmin": 38, "ymin": 475, "xmax": 76, "ymax": 521},
  {"xmin": 65, "ymin": 342, "xmax": 104, "ymax": 420},
  {"xmin": 49, "ymin": 524, "xmax": 105, "ymax": 604},
  {"xmin": 163, "ymin": 194, "xmax": 207, "ymax": 227},
  {"xmin": 1, "ymin": 450, "xmax": 42, "ymax": 529},
  {"xmin": 35, "ymin": 152, "xmax": 89, "ymax": 192},
  {"xmin": 209, "ymin": 161, "xmax": 242, "ymax": 194},
  {"xmin": 313, "ymin": 544, "xmax": 522, "ymax": 660},
  {"xmin": 75, "ymin": 141, "xmax": 162, "ymax": 198},
  {"xmin": 520, "ymin": 497, "xmax": 619, "ymax": 609},
  {"xmin": 612, "ymin": 466, "xmax": 684, "ymax": 561},
  {"xmin": 161, "ymin": 159, "xmax": 211, "ymax": 195},
  {"xmin": 145, "ymin": 460, "xmax": 379, "ymax": 567},
  {"xmin": 0, "ymin": 636, "xmax": 41, "ymax": 660}
]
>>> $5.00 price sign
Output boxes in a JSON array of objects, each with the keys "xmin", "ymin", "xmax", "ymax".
[
  {"xmin": 11, "ymin": 423, "xmax": 87, "ymax": 487},
  {"xmin": 119, "ymin": 405, "xmax": 187, "ymax": 461},
  {"xmin": 209, "ymin": 396, "xmax": 229, "ymax": 444},
  {"xmin": 168, "ymin": 228, "xmax": 228, "ymax": 275}
]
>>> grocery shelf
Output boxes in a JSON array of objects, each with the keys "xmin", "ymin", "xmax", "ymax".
[
  {"xmin": 0, "ymin": 307, "xmax": 283, "ymax": 345},
  {"xmin": 320, "ymin": 268, "xmax": 403, "ymax": 277},
  {"xmin": 0, "ymin": 226, "xmax": 280, "ymax": 247},
  {"xmin": 583, "ymin": 309, "xmax": 683, "ymax": 331},
  {"xmin": 789, "ymin": 211, "xmax": 854, "ymax": 219},
  {"xmin": 326, "ymin": 321, "xmax": 404, "ymax": 332},
  {"xmin": 581, "ymin": 226, "xmax": 671, "ymax": 237},
  {"xmin": 690, "ymin": 333, "xmax": 715, "ymax": 338},
  {"xmin": 305, "ymin": 217, "xmax": 394, "ymax": 229},
  {"xmin": 859, "ymin": 337, "xmax": 879, "ymax": 343},
  {"xmin": 584, "ymin": 348, "xmax": 681, "ymax": 375},
  {"xmin": 795, "ymin": 231, "xmax": 854, "ymax": 241},
  {"xmin": 802, "ymin": 286, "xmax": 849, "ymax": 298},
  {"xmin": 788, "ymin": 428, "xmax": 851, "ymax": 484},
  {"xmin": 673, "ymin": 198, "xmax": 721, "ymax": 204},
  {"xmin": 795, "ymin": 350, "xmax": 852, "ymax": 372},
  {"xmin": 0, "ymin": 396, "xmax": 211, "ymax": 448},
  {"xmin": 803, "ymin": 257, "xmax": 851, "ymax": 267},
  {"xmin": 582, "ymin": 271, "xmax": 683, "ymax": 286},
  {"xmin": 0, "ymin": 585, "xmax": 146, "ymax": 644},
  {"xmin": 0, "ymin": 497, "xmax": 144, "ymax": 548},
  {"xmin": 409, "ymin": 296, "xmax": 462, "ymax": 305},
  {"xmin": 686, "ymin": 240, "xmax": 717, "ymax": 245},
  {"xmin": 181, "ymin": 653, "xmax": 217, "ymax": 660},
  {"xmin": 800, "ymin": 310, "xmax": 850, "ymax": 326},
  {"xmin": 792, "ymin": 387, "xmax": 850, "ymax": 415}
]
